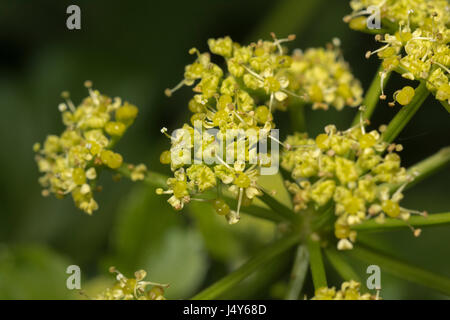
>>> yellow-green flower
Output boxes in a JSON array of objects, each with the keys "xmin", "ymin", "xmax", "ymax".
[
  {"xmin": 312, "ymin": 280, "xmax": 377, "ymax": 300},
  {"xmin": 95, "ymin": 267, "xmax": 168, "ymax": 300},
  {"xmin": 281, "ymin": 123, "xmax": 424, "ymax": 250},
  {"xmin": 34, "ymin": 82, "xmax": 145, "ymax": 215}
]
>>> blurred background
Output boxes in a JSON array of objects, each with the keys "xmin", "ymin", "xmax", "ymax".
[{"xmin": 0, "ymin": 0, "xmax": 448, "ymax": 299}]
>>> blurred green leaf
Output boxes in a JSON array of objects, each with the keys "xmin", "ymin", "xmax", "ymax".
[
  {"xmin": 112, "ymin": 184, "xmax": 180, "ymax": 270},
  {"xmin": 140, "ymin": 227, "xmax": 207, "ymax": 299},
  {"xmin": 0, "ymin": 245, "xmax": 73, "ymax": 299},
  {"xmin": 189, "ymin": 202, "xmax": 243, "ymax": 263}
]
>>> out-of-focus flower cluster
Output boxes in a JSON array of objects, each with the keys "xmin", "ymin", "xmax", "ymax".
[
  {"xmin": 33, "ymin": 83, "xmax": 146, "ymax": 214},
  {"xmin": 95, "ymin": 267, "xmax": 168, "ymax": 300},
  {"xmin": 281, "ymin": 124, "xmax": 422, "ymax": 250},
  {"xmin": 159, "ymin": 35, "xmax": 363, "ymax": 223},
  {"xmin": 312, "ymin": 280, "xmax": 377, "ymax": 300},
  {"xmin": 285, "ymin": 42, "xmax": 363, "ymax": 110},
  {"xmin": 345, "ymin": 0, "xmax": 450, "ymax": 106}
]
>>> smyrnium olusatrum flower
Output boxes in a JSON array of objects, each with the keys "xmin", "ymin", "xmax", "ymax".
[
  {"xmin": 33, "ymin": 82, "xmax": 147, "ymax": 214},
  {"xmin": 345, "ymin": 0, "xmax": 450, "ymax": 106},
  {"xmin": 159, "ymin": 34, "xmax": 364, "ymax": 223},
  {"xmin": 312, "ymin": 280, "xmax": 378, "ymax": 300},
  {"xmin": 95, "ymin": 267, "xmax": 169, "ymax": 300},
  {"xmin": 284, "ymin": 39, "xmax": 363, "ymax": 110},
  {"xmin": 281, "ymin": 122, "xmax": 426, "ymax": 250}
]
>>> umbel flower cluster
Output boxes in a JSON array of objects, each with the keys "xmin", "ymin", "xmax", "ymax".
[
  {"xmin": 281, "ymin": 123, "xmax": 424, "ymax": 250},
  {"xmin": 33, "ymin": 82, "xmax": 146, "ymax": 214},
  {"xmin": 285, "ymin": 43, "xmax": 363, "ymax": 110},
  {"xmin": 95, "ymin": 267, "xmax": 168, "ymax": 300},
  {"xmin": 158, "ymin": 35, "xmax": 362, "ymax": 223},
  {"xmin": 312, "ymin": 280, "xmax": 378, "ymax": 300},
  {"xmin": 345, "ymin": 0, "xmax": 450, "ymax": 107}
]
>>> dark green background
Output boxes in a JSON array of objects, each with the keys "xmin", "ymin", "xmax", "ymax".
[{"xmin": 0, "ymin": 0, "xmax": 448, "ymax": 299}]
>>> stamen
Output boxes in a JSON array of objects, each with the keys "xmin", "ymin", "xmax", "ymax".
[
  {"xmin": 431, "ymin": 60, "xmax": 450, "ymax": 74},
  {"xmin": 165, "ymin": 79, "xmax": 186, "ymax": 97},
  {"xmin": 236, "ymin": 187, "xmax": 244, "ymax": 217},
  {"xmin": 269, "ymin": 92, "xmax": 274, "ymax": 114},
  {"xmin": 270, "ymin": 32, "xmax": 296, "ymax": 55},
  {"xmin": 268, "ymin": 133, "xmax": 290, "ymax": 149},
  {"xmin": 61, "ymin": 91, "xmax": 76, "ymax": 112},
  {"xmin": 379, "ymin": 72, "xmax": 387, "ymax": 100},
  {"xmin": 215, "ymin": 155, "xmax": 233, "ymax": 169},
  {"xmin": 365, "ymin": 44, "xmax": 390, "ymax": 59}
]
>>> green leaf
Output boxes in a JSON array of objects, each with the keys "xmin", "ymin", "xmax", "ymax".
[
  {"xmin": 112, "ymin": 184, "xmax": 180, "ymax": 269},
  {"xmin": 188, "ymin": 201, "xmax": 244, "ymax": 262},
  {"xmin": 348, "ymin": 244, "xmax": 450, "ymax": 296},
  {"xmin": 140, "ymin": 227, "xmax": 208, "ymax": 299},
  {"xmin": 188, "ymin": 201, "xmax": 276, "ymax": 263},
  {"xmin": 0, "ymin": 245, "xmax": 73, "ymax": 300},
  {"xmin": 352, "ymin": 212, "xmax": 450, "ymax": 232}
]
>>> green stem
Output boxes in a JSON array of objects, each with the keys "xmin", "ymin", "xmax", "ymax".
[
  {"xmin": 260, "ymin": 189, "xmax": 298, "ymax": 223},
  {"xmin": 285, "ymin": 244, "xmax": 309, "ymax": 300},
  {"xmin": 404, "ymin": 146, "xmax": 450, "ymax": 190},
  {"xmin": 386, "ymin": 146, "xmax": 450, "ymax": 194},
  {"xmin": 352, "ymin": 64, "xmax": 391, "ymax": 126},
  {"xmin": 220, "ymin": 251, "xmax": 292, "ymax": 299},
  {"xmin": 352, "ymin": 212, "xmax": 450, "ymax": 232},
  {"xmin": 307, "ymin": 237, "xmax": 327, "ymax": 289},
  {"xmin": 440, "ymin": 100, "xmax": 450, "ymax": 113},
  {"xmin": 325, "ymin": 248, "xmax": 361, "ymax": 283},
  {"xmin": 289, "ymin": 101, "xmax": 307, "ymax": 133},
  {"xmin": 191, "ymin": 233, "xmax": 301, "ymax": 300},
  {"xmin": 348, "ymin": 244, "xmax": 450, "ymax": 296},
  {"xmin": 382, "ymin": 81, "xmax": 430, "ymax": 143}
]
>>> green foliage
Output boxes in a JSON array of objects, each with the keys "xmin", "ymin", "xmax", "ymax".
[{"xmin": 0, "ymin": 245, "xmax": 73, "ymax": 300}]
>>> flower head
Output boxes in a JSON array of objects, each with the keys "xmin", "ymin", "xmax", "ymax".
[
  {"xmin": 34, "ymin": 82, "xmax": 146, "ymax": 214},
  {"xmin": 312, "ymin": 280, "xmax": 378, "ymax": 300},
  {"xmin": 281, "ymin": 123, "xmax": 425, "ymax": 249},
  {"xmin": 95, "ymin": 267, "xmax": 169, "ymax": 300},
  {"xmin": 285, "ymin": 40, "xmax": 363, "ymax": 110},
  {"xmin": 346, "ymin": 0, "xmax": 450, "ymax": 106}
]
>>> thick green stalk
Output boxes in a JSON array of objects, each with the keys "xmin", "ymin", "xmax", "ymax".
[
  {"xmin": 441, "ymin": 100, "xmax": 450, "ymax": 113},
  {"xmin": 285, "ymin": 244, "xmax": 309, "ymax": 300},
  {"xmin": 325, "ymin": 248, "xmax": 361, "ymax": 283},
  {"xmin": 191, "ymin": 233, "xmax": 301, "ymax": 300},
  {"xmin": 353, "ymin": 212, "xmax": 450, "ymax": 232},
  {"xmin": 348, "ymin": 244, "xmax": 450, "ymax": 296},
  {"xmin": 352, "ymin": 64, "xmax": 391, "ymax": 126},
  {"xmin": 260, "ymin": 189, "xmax": 298, "ymax": 223},
  {"xmin": 382, "ymin": 81, "xmax": 430, "ymax": 143},
  {"xmin": 290, "ymin": 101, "xmax": 307, "ymax": 133},
  {"xmin": 403, "ymin": 147, "xmax": 450, "ymax": 191},
  {"xmin": 307, "ymin": 237, "xmax": 327, "ymax": 289},
  {"xmin": 386, "ymin": 146, "xmax": 450, "ymax": 194}
]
